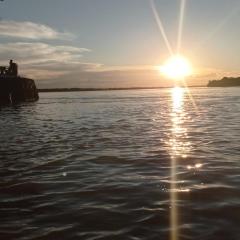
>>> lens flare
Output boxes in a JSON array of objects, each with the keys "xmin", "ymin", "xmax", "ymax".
[
  {"xmin": 177, "ymin": 0, "xmax": 186, "ymax": 52},
  {"xmin": 150, "ymin": 0, "xmax": 173, "ymax": 55}
]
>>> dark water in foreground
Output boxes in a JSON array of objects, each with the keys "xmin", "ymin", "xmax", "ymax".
[{"xmin": 0, "ymin": 87, "xmax": 240, "ymax": 240}]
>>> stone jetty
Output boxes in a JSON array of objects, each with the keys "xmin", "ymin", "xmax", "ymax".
[{"xmin": 0, "ymin": 61, "xmax": 39, "ymax": 105}]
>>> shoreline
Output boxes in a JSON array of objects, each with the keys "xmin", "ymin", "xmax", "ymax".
[{"xmin": 38, "ymin": 85, "xmax": 205, "ymax": 93}]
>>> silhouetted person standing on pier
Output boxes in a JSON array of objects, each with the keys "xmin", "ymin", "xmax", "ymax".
[{"xmin": 8, "ymin": 60, "xmax": 18, "ymax": 76}]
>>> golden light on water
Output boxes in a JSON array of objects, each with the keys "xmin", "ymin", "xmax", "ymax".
[
  {"xmin": 187, "ymin": 163, "xmax": 203, "ymax": 170},
  {"xmin": 149, "ymin": 1, "xmax": 196, "ymax": 239},
  {"xmin": 172, "ymin": 86, "xmax": 184, "ymax": 110},
  {"xmin": 169, "ymin": 87, "xmax": 191, "ymax": 240},
  {"xmin": 159, "ymin": 55, "xmax": 192, "ymax": 80}
]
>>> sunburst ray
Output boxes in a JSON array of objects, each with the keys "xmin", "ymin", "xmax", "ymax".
[{"xmin": 150, "ymin": 0, "xmax": 173, "ymax": 55}]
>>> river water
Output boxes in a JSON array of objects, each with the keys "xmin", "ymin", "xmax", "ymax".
[{"xmin": 0, "ymin": 87, "xmax": 240, "ymax": 240}]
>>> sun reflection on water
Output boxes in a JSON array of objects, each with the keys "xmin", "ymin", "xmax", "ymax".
[
  {"xmin": 170, "ymin": 87, "xmax": 191, "ymax": 158},
  {"xmin": 172, "ymin": 87, "xmax": 184, "ymax": 110},
  {"xmin": 169, "ymin": 87, "xmax": 191, "ymax": 240}
]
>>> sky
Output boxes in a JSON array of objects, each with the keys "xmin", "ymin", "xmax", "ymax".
[{"xmin": 0, "ymin": 0, "xmax": 240, "ymax": 88}]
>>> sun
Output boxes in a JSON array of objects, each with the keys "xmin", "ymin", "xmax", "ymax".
[{"xmin": 159, "ymin": 55, "xmax": 192, "ymax": 80}]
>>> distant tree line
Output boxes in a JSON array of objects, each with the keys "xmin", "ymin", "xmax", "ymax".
[{"xmin": 208, "ymin": 77, "xmax": 240, "ymax": 87}]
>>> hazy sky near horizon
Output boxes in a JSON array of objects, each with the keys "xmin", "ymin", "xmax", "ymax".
[{"xmin": 0, "ymin": 0, "xmax": 240, "ymax": 88}]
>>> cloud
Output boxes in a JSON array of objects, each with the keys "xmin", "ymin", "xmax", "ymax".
[
  {"xmin": 0, "ymin": 20, "xmax": 72, "ymax": 40},
  {"xmin": 23, "ymin": 61, "xmax": 103, "ymax": 81},
  {"xmin": 36, "ymin": 67, "xmax": 166, "ymax": 89},
  {"xmin": 0, "ymin": 41, "xmax": 103, "ymax": 83},
  {"xmin": 0, "ymin": 21, "xmax": 183, "ymax": 88},
  {"xmin": 0, "ymin": 41, "xmax": 235, "ymax": 88},
  {"xmin": 191, "ymin": 67, "xmax": 240, "ymax": 80},
  {"xmin": 0, "ymin": 42, "xmax": 90, "ymax": 64},
  {"xmin": 0, "ymin": 41, "xmax": 229, "ymax": 88},
  {"xmin": 0, "ymin": 21, "xmax": 167, "ymax": 88}
]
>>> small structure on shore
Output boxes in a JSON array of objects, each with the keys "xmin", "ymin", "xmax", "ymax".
[{"xmin": 0, "ymin": 60, "xmax": 39, "ymax": 105}]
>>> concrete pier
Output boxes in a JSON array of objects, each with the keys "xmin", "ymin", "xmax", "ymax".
[{"xmin": 0, "ymin": 76, "xmax": 39, "ymax": 105}]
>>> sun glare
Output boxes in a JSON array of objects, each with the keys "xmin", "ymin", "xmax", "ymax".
[{"xmin": 159, "ymin": 55, "xmax": 192, "ymax": 80}]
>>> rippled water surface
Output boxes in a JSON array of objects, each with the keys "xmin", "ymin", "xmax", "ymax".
[{"xmin": 1, "ymin": 87, "xmax": 240, "ymax": 240}]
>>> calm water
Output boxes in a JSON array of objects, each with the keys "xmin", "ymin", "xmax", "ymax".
[{"xmin": 0, "ymin": 87, "xmax": 240, "ymax": 240}]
